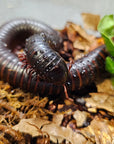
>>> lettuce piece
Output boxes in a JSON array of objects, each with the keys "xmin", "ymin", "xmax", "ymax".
[
  {"xmin": 98, "ymin": 15, "xmax": 114, "ymax": 57},
  {"xmin": 105, "ymin": 56, "xmax": 114, "ymax": 74}
]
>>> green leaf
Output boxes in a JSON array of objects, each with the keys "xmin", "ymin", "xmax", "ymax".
[
  {"xmin": 105, "ymin": 56, "xmax": 114, "ymax": 74},
  {"xmin": 98, "ymin": 15, "xmax": 114, "ymax": 57}
]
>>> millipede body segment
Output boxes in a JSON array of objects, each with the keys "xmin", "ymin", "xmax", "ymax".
[
  {"xmin": 66, "ymin": 45, "xmax": 107, "ymax": 91},
  {"xmin": 0, "ymin": 19, "xmax": 107, "ymax": 96}
]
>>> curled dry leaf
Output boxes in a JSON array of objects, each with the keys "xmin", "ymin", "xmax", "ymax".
[
  {"xmin": 81, "ymin": 13, "xmax": 100, "ymax": 31},
  {"xmin": 73, "ymin": 39, "xmax": 90, "ymax": 52},
  {"xmin": 80, "ymin": 116, "xmax": 114, "ymax": 144},
  {"xmin": 84, "ymin": 92, "xmax": 114, "ymax": 114},
  {"xmin": 73, "ymin": 110, "xmax": 90, "ymax": 127},
  {"xmin": 96, "ymin": 79, "xmax": 114, "ymax": 95},
  {"xmin": 13, "ymin": 118, "xmax": 87, "ymax": 144},
  {"xmin": 66, "ymin": 23, "xmax": 77, "ymax": 42},
  {"xmin": 52, "ymin": 114, "xmax": 64, "ymax": 126},
  {"xmin": 0, "ymin": 15, "xmax": 114, "ymax": 144},
  {"xmin": 66, "ymin": 22, "xmax": 96, "ymax": 52},
  {"xmin": 67, "ymin": 22, "xmax": 96, "ymax": 43},
  {"xmin": 72, "ymin": 49, "xmax": 85, "ymax": 60}
]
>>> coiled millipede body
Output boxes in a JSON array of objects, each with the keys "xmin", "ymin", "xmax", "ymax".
[
  {"xmin": 66, "ymin": 45, "xmax": 106, "ymax": 92},
  {"xmin": 0, "ymin": 19, "xmax": 107, "ymax": 96}
]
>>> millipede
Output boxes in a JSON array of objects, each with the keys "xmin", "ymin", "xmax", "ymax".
[{"xmin": 0, "ymin": 19, "xmax": 107, "ymax": 97}]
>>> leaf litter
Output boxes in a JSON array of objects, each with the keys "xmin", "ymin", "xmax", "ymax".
[{"xmin": 0, "ymin": 13, "xmax": 114, "ymax": 144}]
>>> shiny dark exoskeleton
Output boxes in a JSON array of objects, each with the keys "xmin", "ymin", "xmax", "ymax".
[
  {"xmin": 0, "ymin": 19, "xmax": 107, "ymax": 96},
  {"xmin": 25, "ymin": 34, "xmax": 68, "ymax": 84},
  {"xmin": 0, "ymin": 19, "xmax": 65, "ymax": 95},
  {"xmin": 66, "ymin": 45, "xmax": 107, "ymax": 91}
]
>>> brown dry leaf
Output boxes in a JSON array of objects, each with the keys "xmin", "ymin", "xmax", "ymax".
[
  {"xmin": 66, "ymin": 24, "xmax": 77, "ymax": 42},
  {"xmin": 72, "ymin": 49, "xmax": 85, "ymax": 60},
  {"xmin": 13, "ymin": 118, "xmax": 87, "ymax": 144},
  {"xmin": 84, "ymin": 92, "xmax": 114, "ymax": 114},
  {"xmin": 72, "ymin": 37, "xmax": 104, "ymax": 60},
  {"xmin": 89, "ymin": 37, "xmax": 105, "ymax": 51},
  {"xmin": 73, "ymin": 110, "xmax": 90, "ymax": 127},
  {"xmin": 81, "ymin": 116, "xmax": 114, "ymax": 144},
  {"xmin": 52, "ymin": 114, "xmax": 64, "ymax": 126},
  {"xmin": 66, "ymin": 22, "xmax": 97, "ymax": 52},
  {"xmin": 96, "ymin": 79, "xmax": 114, "ymax": 95},
  {"xmin": 73, "ymin": 37, "xmax": 90, "ymax": 51},
  {"xmin": 69, "ymin": 22, "xmax": 96, "ymax": 43},
  {"xmin": 81, "ymin": 13, "xmax": 100, "ymax": 31}
]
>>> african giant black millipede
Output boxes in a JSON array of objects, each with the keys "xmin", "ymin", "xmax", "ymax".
[{"xmin": 0, "ymin": 19, "xmax": 107, "ymax": 96}]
